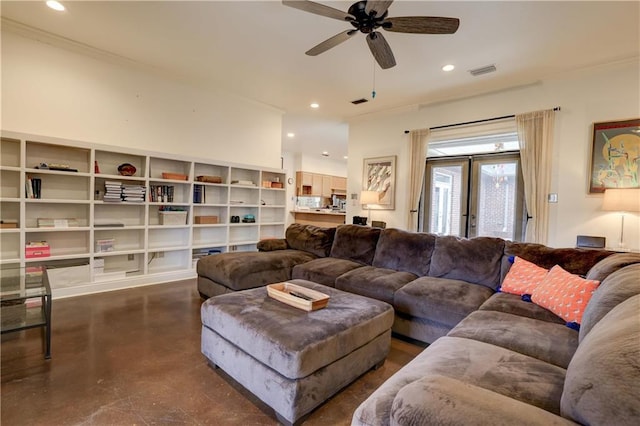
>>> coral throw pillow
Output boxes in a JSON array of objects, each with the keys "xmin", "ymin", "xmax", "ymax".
[
  {"xmin": 500, "ymin": 256, "xmax": 549, "ymax": 296},
  {"xmin": 531, "ymin": 265, "xmax": 600, "ymax": 325}
]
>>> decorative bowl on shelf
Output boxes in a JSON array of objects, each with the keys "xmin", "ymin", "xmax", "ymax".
[{"xmin": 117, "ymin": 163, "xmax": 136, "ymax": 176}]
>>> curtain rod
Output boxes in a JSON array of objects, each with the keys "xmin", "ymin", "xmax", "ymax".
[{"xmin": 403, "ymin": 106, "xmax": 561, "ymax": 134}]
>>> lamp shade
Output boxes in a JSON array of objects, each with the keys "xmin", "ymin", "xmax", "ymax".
[
  {"xmin": 602, "ymin": 188, "xmax": 640, "ymax": 212},
  {"xmin": 361, "ymin": 190, "xmax": 379, "ymax": 205}
]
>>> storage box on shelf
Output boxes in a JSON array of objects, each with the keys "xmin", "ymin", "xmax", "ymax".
[{"xmin": 1, "ymin": 131, "xmax": 287, "ymax": 297}]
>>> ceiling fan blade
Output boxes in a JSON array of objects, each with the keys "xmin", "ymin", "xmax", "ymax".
[
  {"xmin": 366, "ymin": 32, "xmax": 396, "ymax": 69},
  {"xmin": 282, "ymin": 0, "xmax": 354, "ymax": 22},
  {"xmin": 365, "ymin": 0, "xmax": 394, "ymax": 17},
  {"xmin": 383, "ymin": 16, "xmax": 460, "ymax": 34},
  {"xmin": 306, "ymin": 30, "xmax": 358, "ymax": 56}
]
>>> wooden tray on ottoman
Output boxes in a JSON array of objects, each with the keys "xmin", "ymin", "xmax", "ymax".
[{"xmin": 267, "ymin": 282, "xmax": 330, "ymax": 311}]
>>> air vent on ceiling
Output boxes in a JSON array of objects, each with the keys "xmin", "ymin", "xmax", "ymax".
[
  {"xmin": 351, "ymin": 98, "xmax": 369, "ymax": 105},
  {"xmin": 469, "ymin": 64, "xmax": 497, "ymax": 77}
]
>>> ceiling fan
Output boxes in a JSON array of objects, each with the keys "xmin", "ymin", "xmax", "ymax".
[{"xmin": 282, "ymin": 0, "xmax": 460, "ymax": 69}]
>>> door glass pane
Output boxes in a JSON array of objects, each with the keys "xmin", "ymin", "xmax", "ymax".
[
  {"xmin": 429, "ymin": 166, "xmax": 463, "ymax": 236},
  {"xmin": 476, "ymin": 162, "xmax": 518, "ymax": 240}
]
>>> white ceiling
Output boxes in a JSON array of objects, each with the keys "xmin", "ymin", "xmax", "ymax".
[{"xmin": 2, "ymin": 1, "xmax": 639, "ymax": 161}]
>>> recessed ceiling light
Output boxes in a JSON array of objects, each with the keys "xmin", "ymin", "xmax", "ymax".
[
  {"xmin": 442, "ymin": 64, "xmax": 455, "ymax": 72},
  {"xmin": 322, "ymin": 151, "xmax": 329, "ymax": 157},
  {"xmin": 46, "ymin": 1, "xmax": 65, "ymax": 11},
  {"xmin": 286, "ymin": 132, "xmax": 295, "ymax": 138},
  {"xmin": 343, "ymin": 156, "xmax": 348, "ymax": 160},
  {"xmin": 310, "ymin": 103, "xmax": 320, "ymax": 109}
]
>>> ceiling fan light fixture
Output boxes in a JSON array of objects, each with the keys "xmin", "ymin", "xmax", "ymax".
[{"xmin": 442, "ymin": 64, "xmax": 455, "ymax": 72}]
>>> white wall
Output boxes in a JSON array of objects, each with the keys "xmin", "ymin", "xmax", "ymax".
[
  {"xmin": 348, "ymin": 59, "xmax": 640, "ymax": 251},
  {"xmin": 288, "ymin": 153, "xmax": 347, "ymax": 177},
  {"xmin": 1, "ymin": 30, "xmax": 282, "ymax": 169}
]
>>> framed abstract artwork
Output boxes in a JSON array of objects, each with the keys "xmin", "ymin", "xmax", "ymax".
[
  {"xmin": 363, "ymin": 155, "xmax": 396, "ymax": 210},
  {"xmin": 589, "ymin": 118, "xmax": 640, "ymax": 193}
]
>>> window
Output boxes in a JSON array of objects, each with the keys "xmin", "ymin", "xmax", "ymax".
[{"xmin": 421, "ymin": 119, "xmax": 526, "ymax": 241}]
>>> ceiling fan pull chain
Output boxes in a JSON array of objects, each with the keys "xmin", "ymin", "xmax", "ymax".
[{"xmin": 372, "ymin": 60, "xmax": 377, "ymax": 99}]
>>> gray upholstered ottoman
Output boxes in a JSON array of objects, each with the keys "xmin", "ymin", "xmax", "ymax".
[{"xmin": 201, "ymin": 279, "xmax": 394, "ymax": 425}]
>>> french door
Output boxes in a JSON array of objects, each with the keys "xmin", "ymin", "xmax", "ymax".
[{"xmin": 423, "ymin": 153, "xmax": 526, "ymax": 240}]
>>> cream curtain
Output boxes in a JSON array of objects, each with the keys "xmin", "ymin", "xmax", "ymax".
[
  {"xmin": 407, "ymin": 129, "xmax": 430, "ymax": 231},
  {"xmin": 516, "ymin": 109, "xmax": 556, "ymax": 244}
]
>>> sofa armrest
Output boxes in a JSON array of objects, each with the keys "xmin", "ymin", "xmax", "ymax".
[
  {"xmin": 257, "ymin": 238, "xmax": 288, "ymax": 252},
  {"xmin": 389, "ymin": 375, "xmax": 577, "ymax": 426}
]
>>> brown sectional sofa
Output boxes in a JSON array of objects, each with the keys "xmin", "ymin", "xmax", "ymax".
[
  {"xmin": 198, "ymin": 223, "xmax": 612, "ymax": 343},
  {"xmin": 196, "ymin": 223, "xmax": 640, "ymax": 425}
]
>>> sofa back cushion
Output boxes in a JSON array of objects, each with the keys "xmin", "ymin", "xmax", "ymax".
[
  {"xmin": 502, "ymin": 242, "xmax": 612, "ymax": 281},
  {"xmin": 330, "ymin": 224, "xmax": 381, "ymax": 265},
  {"xmin": 372, "ymin": 228, "xmax": 436, "ymax": 276},
  {"xmin": 561, "ymin": 295, "xmax": 640, "ymax": 426},
  {"xmin": 585, "ymin": 252, "xmax": 640, "ymax": 282},
  {"xmin": 579, "ymin": 264, "xmax": 640, "ymax": 342},
  {"xmin": 285, "ymin": 223, "xmax": 336, "ymax": 257},
  {"xmin": 428, "ymin": 236, "xmax": 505, "ymax": 289}
]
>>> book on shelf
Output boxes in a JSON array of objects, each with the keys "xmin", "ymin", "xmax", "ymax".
[
  {"xmin": 0, "ymin": 220, "xmax": 18, "ymax": 229},
  {"xmin": 193, "ymin": 184, "xmax": 204, "ymax": 204},
  {"xmin": 37, "ymin": 218, "xmax": 79, "ymax": 228},
  {"xmin": 149, "ymin": 185, "xmax": 175, "ymax": 202},
  {"xmin": 25, "ymin": 241, "xmax": 50, "ymax": 258},
  {"xmin": 25, "ymin": 177, "xmax": 42, "ymax": 199},
  {"xmin": 95, "ymin": 238, "xmax": 115, "ymax": 253}
]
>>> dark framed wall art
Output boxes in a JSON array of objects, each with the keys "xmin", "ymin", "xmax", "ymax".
[
  {"xmin": 589, "ymin": 118, "xmax": 640, "ymax": 193},
  {"xmin": 363, "ymin": 155, "xmax": 396, "ymax": 210}
]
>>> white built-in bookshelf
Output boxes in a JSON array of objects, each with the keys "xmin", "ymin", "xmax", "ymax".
[{"xmin": 0, "ymin": 131, "xmax": 287, "ymax": 297}]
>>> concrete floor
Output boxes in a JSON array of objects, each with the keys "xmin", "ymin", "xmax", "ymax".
[{"xmin": 1, "ymin": 279, "xmax": 424, "ymax": 425}]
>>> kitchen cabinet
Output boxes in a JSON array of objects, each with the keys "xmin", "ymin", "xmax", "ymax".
[{"xmin": 296, "ymin": 171, "xmax": 347, "ymax": 197}]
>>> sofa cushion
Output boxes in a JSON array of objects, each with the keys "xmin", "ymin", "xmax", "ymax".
[
  {"xmin": 394, "ymin": 277, "xmax": 495, "ymax": 328},
  {"xmin": 285, "ymin": 223, "xmax": 336, "ymax": 257},
  {"xmin": 448, "ymin": 310, "xmax": 578, "ymax": 368},
  {"xmin": 579, "ymin": 264, "xmax": 640, "ymax": 342},
  {"xmin": 257, "ymin": 238, "xmax": 288, "ymax": 251},
  {"xmin": 585, "ymin": 252, "xmax": 640, "ymax": 282},
  {"xmin": 335, "ymin": 266, "xmax": 417, "ymax": 305},
  {"xmin": 479, "ymin": 293, "xmax": 565, "ymax": 325},
  {"xmin": 197, "ymin": 250, "xmax": 317, "ymax": 291},
  {"xmin": 530, "ymin": 265, "xmax": 600, "ymax": 326},
  {"xmin": 372, "ymin": 228, "xmax": 436, "ymax": 276},
  {"xmin": 387, "ymin": 375, "xmax": 575, "ymax": 426},
  {"xmin": 329, "ymin": 224, "xmax": 381, "ymax": 265},
  {"xmin": 502, "ymin": 242, "xmax": 612, "ymax": 280},
  {"xmin": 429, "ymin": 236, "xmax": 505, "ymax": 289},
  {"xmin": 352, "ymin": 336, "xmax": 568, "ymax": 425},
  {"xmin": 291, "ymin": 257, "xmax": 363, "ymax": 287},
  {"xmin": 500, "ymin": 256, "xmax": 549, "ymax": 296},
  {"xmin": 561, "ymin": 295, "xmax": 640, "ymax": 426}
]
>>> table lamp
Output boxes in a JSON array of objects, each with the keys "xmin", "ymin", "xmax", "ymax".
[
  {"xmin": 602, "ymin": 188, "xmax": 640, "ymax": 250},
  {"xmin": 360, "ymin": 191, "xmax": 379, "ymax": 225}
]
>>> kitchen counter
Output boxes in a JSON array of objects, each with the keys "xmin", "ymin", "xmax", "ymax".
[{"xmin": 292, "ymin": 209, "xmax": 346, "ymax": 227}]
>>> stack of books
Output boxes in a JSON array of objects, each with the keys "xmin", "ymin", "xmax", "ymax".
[
  {"xmin": 103, "ymin": 181, "xmax": 123, "ymax": 202},
  {"xmin": 122, "ymin": 184, "xmax": 146, "ymax": 203}
]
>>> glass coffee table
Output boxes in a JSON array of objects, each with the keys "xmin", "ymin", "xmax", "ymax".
[{"xmin": 0, "ymin": 266, "xmax": 52, "ymax": 359}]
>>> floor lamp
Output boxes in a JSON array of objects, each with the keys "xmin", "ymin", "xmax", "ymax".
[
  {"xmin": 360, "ymin": 191, "xmax": 379, "ymax": 225},
  {"xmin": 602, "ymin": 188, "xmax": 640, "ymax": 250}
]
